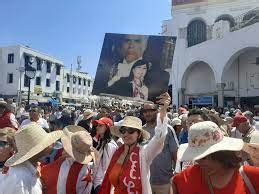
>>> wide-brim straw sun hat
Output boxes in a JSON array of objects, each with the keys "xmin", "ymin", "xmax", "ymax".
[
  {"xmin": 110, "ymin": 116, "xmax": 150, "ymax": 140},
  {"xmin": 61, "ymin": 125, "xmax": 94, "ymax": 164},
  {"xmin": 243, "ymin": 131, "xmax": 259, "ymax": 152},
  {"xmin": 0, "ymin": 98, "xmax": 7, "ymax": 107},
  {"xmin": 83, "ymin": 109, "xmax": 95, "ymax": 120},
  {"xmin": 177, "ymin": 121, "xmax": 244, "ymax": 162},
  {"xmin": 5, "ymin": 123, "xmax": 63, "ymax": 167},
  {"xmin": 0, "ymin": 127, "xmax": 16, "ymax": 142}
]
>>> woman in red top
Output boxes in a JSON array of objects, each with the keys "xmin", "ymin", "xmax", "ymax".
[
  {"xmin": 99, "ymin": 92, "xmax": 171, "ymax": 194},
  {"xmin": 172, "ymin": 121, "xmax": 259, "ymax": 194}
]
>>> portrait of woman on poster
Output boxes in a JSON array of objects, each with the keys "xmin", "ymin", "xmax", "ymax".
[{"xmin": 106, "ymin": 59, "xmax": 150, "ymax": 100}]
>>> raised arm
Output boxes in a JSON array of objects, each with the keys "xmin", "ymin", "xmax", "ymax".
[{"xmin": 144, "ymin": 92, "xmax": 171, "ymax": 164}]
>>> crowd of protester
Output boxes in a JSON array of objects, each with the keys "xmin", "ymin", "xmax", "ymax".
[{"xmin": 0, "ymin": 95, "xmax": 259, "ymax": 193}]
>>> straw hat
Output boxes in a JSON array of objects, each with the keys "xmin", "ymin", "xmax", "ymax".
[
  {"xmin": 0, "ymin": 127, "xmax": 16, "ymax": 142},
  {"xmin": 177, "ymin": 121, "xmax": 244, "ymax": 162},
  {"xmin": 243, "ymin": 131, "xmax": 259, "ymax": 150},
  {"xmin": 5, "ymin": 123, "xmax": 63, "ymax": 167},
  {"xmin": 0, "ymin": 98, "xmax": 7, "ymax": 107},
  {"xmin": 110, "ymin": 116, "xmax": 150, "ymax": 140},
  {"xmin": 61, "ymin": 125, "xmax": 94, "ymax": 164},
  {"xmin": 83, "ymin": 109, "xmax": 95, "ymax": 120}
]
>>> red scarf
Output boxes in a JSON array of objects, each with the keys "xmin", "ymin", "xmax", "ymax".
[{"xmin": 99, "ymin": 145, "xmax": 142, "ymax": 194}]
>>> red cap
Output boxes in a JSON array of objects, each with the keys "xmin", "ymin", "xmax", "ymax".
[
  {"xmin": 92, "ymin": 117, "xmax": 113, "ymax": 128},
  {"xmin": 232, "ymin": 115, "xmax": 247, "ymax": 127}
]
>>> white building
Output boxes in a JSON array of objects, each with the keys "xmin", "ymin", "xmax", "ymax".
[
  {"xmin": 62, "ymin": 68, "xmax": 94, "ymax": 106},
  {"xmin": 162, "ymin": 0, "xmax": 259, "ymax": 108},
  {"xmin": 0, "ymin": 45, "xmax": 64, "ymax": 104}
]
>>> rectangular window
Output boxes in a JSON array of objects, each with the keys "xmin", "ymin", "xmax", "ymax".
[
  {"xmin": 7, "ymin": 73, "xmax": 13, "ymax": 84},
  {"xmin": 83, "ymin": 89, "xmax": 86, "ymax": 95},
  {"xmin": 56, "ymin": 64, "xmax": 61, "ymax": 75},
  {"xmin": 8, "ymin": 53, "xmax": 14, "ymax": 63},
  {"xmin": 36, "ymin": 77, "xmax": 41, "ymax": 86},
  {"xmin": 73, "ymin": 88, "xmax": 75, "ymax": 94},
  {"xmin": 67, "ymin": 74, "xmax": 70, "ymax": 82},
  {"xmin": 88, "ymin": 80, "xmax": 91, "ymax": 87},
  {"xmin": 24, "ymin": 55, "xmax": 30, "ymax": 65},
  {"xmin": 24, "ymin": 75, "xmax": 30, "ymax": 87},
  {"xmin": 46, "ymin": 79, "xmax": 50, "ymax": 87},
  {"xmin": 78, "ymin": 78, "xmax": 81, "ymax": 85},
  {"xmin": 78, "ymin": 88, "xmax": 81, "ymax": 94},
  {"xmin": 56, "ymin": 81, "xmax": 60, "ymax": 91},
  {"xmin": 46, "ymin": 61, "xmax": 51, "ymax": 73},
  {"xmin": 67, "ymin": 87, "xmax": 70, "ymax": 93},
  {"xmin": 36, "ymin": 58, "xmax": 42, "ymax": 70},
  {"xmin": 83, "ymin": 79, "xmax": 86, "ymax": 86},
  {"xmin": 73, "ymin": 76, "xmax": 77, "ymax": 84}
]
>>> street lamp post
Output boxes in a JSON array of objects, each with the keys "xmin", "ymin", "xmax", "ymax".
[
  {"xmin": 16, "ymin": 66, "xmax": 25, "ymax": 107},
  {"xmin": 25, "ymin": 56, "xmax": 36, "ymax": 106}
]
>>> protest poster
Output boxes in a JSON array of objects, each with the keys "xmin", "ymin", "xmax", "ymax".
[{"xmin": 92, "ymin": 33, "xmax": 176, "ymax": 102}]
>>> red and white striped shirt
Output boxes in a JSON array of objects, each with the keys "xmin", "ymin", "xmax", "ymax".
[{"xmin": 41, "ymin": 157, "xmax": 93, "ymax": 194}]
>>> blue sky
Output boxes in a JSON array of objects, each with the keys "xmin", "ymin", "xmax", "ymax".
[{"xmin": 0, "ymin": 0, "xmax": 172, "ymax": 77}]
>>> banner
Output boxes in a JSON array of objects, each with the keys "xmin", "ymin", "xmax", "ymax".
[
  {"xmin": 92, "ymin": 33, "xmax": 176, "ymax": 102},
  {"xmin": 173, "ymin": 0, "xmax": 207, "ymax": 6}
]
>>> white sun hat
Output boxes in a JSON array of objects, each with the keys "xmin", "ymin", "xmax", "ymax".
[
  {"xmin": 172, "ymin": 118, "xmax": 182, "ymax": 127},
  {"xmin": 5, "ymin": 123, "xmax": 63, "ymax": 167},
  {"xmin": 177, "ymin": 121, "xmax": 244, "ymax": 162},
  {"xmin": 110, "ymin": 116, "xmax": 150, "ymax": 140}
]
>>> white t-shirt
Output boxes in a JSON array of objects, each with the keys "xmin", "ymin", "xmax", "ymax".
[
  {"xmin": 21, "ymin": 118, "xmax": 49, "ymax": 129},
  {"xmin": 0, "ymin": 161, "xmax": 42, "ymax": 194}
]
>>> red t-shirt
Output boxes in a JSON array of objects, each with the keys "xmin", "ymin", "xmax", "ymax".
[{"xmin": 173, "ymin": 165, "xmax": 259, "ymax": 194}]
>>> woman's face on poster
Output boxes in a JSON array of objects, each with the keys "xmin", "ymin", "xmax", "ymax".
[{"xmin": 132, "ymin": 64, "xmax": 147, "ymax": 79}]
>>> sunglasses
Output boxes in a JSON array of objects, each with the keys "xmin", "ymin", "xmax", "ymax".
[
  {"xmin": 0, "ymin": 141, "xmax": 9, "ymax": 148},
  {"xmin": 119, "ymin": 127, "xmax": 138, "ymax": 134}
]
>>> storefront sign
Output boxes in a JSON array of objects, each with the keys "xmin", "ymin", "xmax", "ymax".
[{"xmin": 191, "ymin": 96, "xmax": 213, "ymax": 105}]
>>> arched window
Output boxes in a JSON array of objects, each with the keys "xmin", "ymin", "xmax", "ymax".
[
  {"xmin": 215, "ymin": 14, "xmax": 235, "ymax": 28},
  {"xmin": 187, "ymin": 20, "xmax": 207, "ymax": 47}
]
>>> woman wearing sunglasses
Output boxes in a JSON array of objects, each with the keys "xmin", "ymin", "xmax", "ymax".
[
  {"xmin": 99, "ymin": 92, "xmax": 171, "ymax": 194},
  {"xmin": 0, "ymin": 127, "xmax": 16, "ymax": 171}
]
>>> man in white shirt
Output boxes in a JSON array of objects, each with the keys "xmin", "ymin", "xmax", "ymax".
[
  {"xmin": 21, "ymin": 107, "xmax": 49, "ymax": 131},
  {"xmin": 0, "ymin": 123, "xmax": 63, "ymax": 194},
  {"xmin": 107, "ymin": 34, "xmax": 148, "ymax": 87}
]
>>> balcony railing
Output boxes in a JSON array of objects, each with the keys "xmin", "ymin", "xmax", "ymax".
[{"xmin": 231, "ymin": 7, "xmax": 259, "ymax": 32}]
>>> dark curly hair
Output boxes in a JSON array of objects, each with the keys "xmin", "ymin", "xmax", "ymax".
[{"xmin": 205, "ymin": 151, "xmax": 242, "ymax": 168}]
